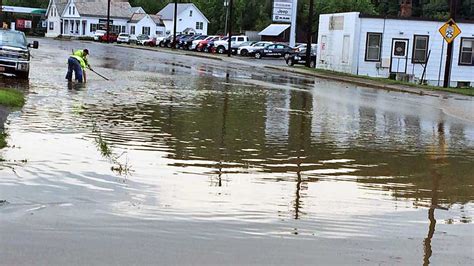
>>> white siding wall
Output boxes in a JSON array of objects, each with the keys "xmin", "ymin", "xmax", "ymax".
[
  {"xmin": 316, "ymin": 13, "xmax": 360, "ymax": 74},
  {"xmin": 358, "ymin": 18, "xmax": 474, "ymax": 86},
  {"xmin": 46, "ymin": 3, "xmax": 62, "ymax": 37},
  {"xmin": 317, "ymin": 12, "xmax": 474, "ymax": 87},
  {"xmin": 129, "ymin": 16, "xmax": 166, "ymax": 38},
  {"xmin": 165, "ymin": 6, "xmax": 208, "ymax": 35}
]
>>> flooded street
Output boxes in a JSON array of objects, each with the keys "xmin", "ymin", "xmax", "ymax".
[{"xmin": 0, "ymin": 38, "xmax": 473, "ymax": 265}]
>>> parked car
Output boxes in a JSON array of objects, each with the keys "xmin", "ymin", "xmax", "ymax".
[
  {"xmin": 100, "ymin": 32, "xmax": 118, "ymax": 43},
  {"xmin": 196, "ymin": 36, "xmax": 223, "ymax": 52},
  {"xmin": 185, "ymin": 35, "xmax": 207, "ymax": 50},
  {"xmin": 117, "ymin": 33, "xmax": 131, "ymax": 44},
  {"xmin": 136, "ymin": 34, "xmax": 150, "ymax": 45},
  {"xmin": 190, "ymin": 35, "xmax": 212, "ymax": 50},
  {"xmin": 286, "ymin": 49, "xmax": 317, "ymax": 68},
  {"xmin": 143, "ymin": 37, "xmax": 157, "ymax": 47},
  {"xmin": 206, "ymin": 37, "xmax": 227, "ymax": 53},
  {"xmin": 177, "ymin": 34, "xmax": 194, "ymax": 49},
  {"xmin": 213, "ymin": 36, "xmax": 249, "ymax": 54},
  {"xmin": 0, "ymin": 29, "xmax": 39, "ymax": 79},
  {"xmin": 237, "ymin": 41, "xmax": 273, "ymax": 56},
  {"xmin": 254, "ymin": 44, "xmax": 293, "ymax": 59},
  {"xmin": 231, "ymin": 41, "xmax": 257, "ymax": 55},
  {"xmin": 293, "ymin": 43, "xmax": 318, "ymax": 53},
  {"xmin": 93, "ymin": 30, "xmax": 106, "ymax": 41}
]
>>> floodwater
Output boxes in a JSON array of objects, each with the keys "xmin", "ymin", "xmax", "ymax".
[{"xmin": 0, "ymin": 39, "xmax": 473, "ymax": 265}]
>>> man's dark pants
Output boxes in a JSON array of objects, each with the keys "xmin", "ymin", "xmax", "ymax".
[{"xmin": 65, "ymin": 57, "xmax": 83, "ymax": 83}]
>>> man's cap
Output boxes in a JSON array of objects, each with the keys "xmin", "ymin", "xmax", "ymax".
[{"xmin": 84, "ymin": 49, "xmax": 89, "ymax": 55}]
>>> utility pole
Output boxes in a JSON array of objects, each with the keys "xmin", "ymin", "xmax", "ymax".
[
  {"xmin": 227, "ymin": 0, "xmax": 233, "ymax": 57},
  {"xmin": 173, "ymin": 0, "xmax": 178, "ymax": 49},
  {"xmin": 289, "ymin": 0, "xmax": 298, "ymax": 47},
  {"xmin": 106, "ymin": 0, "xmax": 111, "ymax": 43},
  {"xmin": 443, "ymin": 0, "xmax": 457, "ymax": 88},
  {"xmin": 305, "ymin": 0, "xmax": 315, "ymax": 67},
  {"xmin": 224, "ymin": 0, "xmax": 229, "ymax": 35},
  {"xmin": 1, "ymin": 0, "xmax": 4, "ymax": 28}
]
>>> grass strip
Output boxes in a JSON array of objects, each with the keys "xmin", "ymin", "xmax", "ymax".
[
  {"xmin": 308, "ymin": 68, "xmax": 474, "ymax": 97},
  {"xmin": 0, "ymin": 89, "xmax": 25, "ymax": 107}
]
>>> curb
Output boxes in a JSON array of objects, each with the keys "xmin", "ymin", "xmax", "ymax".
[{"xmin": 264, "ymin": 65, "xmax": 445, "ymax": 97}]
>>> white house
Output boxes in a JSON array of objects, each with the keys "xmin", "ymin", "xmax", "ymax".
[
  {"xmin": 46, "ymin": 0, "xmax": 166, "ymax": 39},
  {"xmin": 157, "ymin": 3, "xmax": 209, "ymax": 35},
  {"xmin": 46, "ymin": 0, "xmax": 132, "ymax": 37},
  {"xmin": 129, "ymin": 13, "xmax": 166, "ymax": 38},
  {"xmin": 317, "ymin": 12, "xmax": 474, "ymax": 87}
]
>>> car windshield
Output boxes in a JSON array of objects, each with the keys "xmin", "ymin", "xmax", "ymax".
[
  {"xmin": 0, "ymin": 30, "xmax": 27, "ymax": 48},
  {"xmin": 254, "ymin": 43, "xmax": 267, "ymax": 47},
  {"xmin": 137, "ymin": 35, "xmax": 148, "ymax": 40},
  {"xmin": 119, "ymin": 34, "xmax": 129, "ymax": 37}
]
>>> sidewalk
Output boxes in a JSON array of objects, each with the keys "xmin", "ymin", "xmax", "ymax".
[{"xmin": 114, "ymin": 43, "xmax": 472, "ymax": 99}]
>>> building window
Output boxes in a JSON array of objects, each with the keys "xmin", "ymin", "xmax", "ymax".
[
  {"xmin": 459, "ymin": 38, "xmax": 473, "ymax": 66},
  {"xmin": 49, "ymin": 22, "xmax": 54, "ymax": 30},
  {"xmin": 73, "ymin": 6, "xmax": 75, "ymax": 15},
  {"xmin": 342, "ymin": 35, "xmax": 350, "ymax": 64},
  {"xmin": 131, "ymin": 26, "xmax": 135, "ymax": 35},
  {"xmin": 142, "ymin": 27, "xmax": 150, "ymax": 35},
  {"xmin": 196, "ymin": 22, "xmax": 203, "ymax": 30},
  {"xmin": 121, "ymin": 26, "xmax": 126, "ymax": 33},
  {"xmin": 68, "ymin": 6, "xmax": 71, "ymax": 15},
  {"xmin": 412, "ymin": 35, "xmax": 429, "ymax": 64},
  {"xmin": 190, "ymin": 10, "xmax": 193, "ymax": 17},
  {"xmin": 365, "ymin": 32, "xmax": 382, "ymax": 62}
]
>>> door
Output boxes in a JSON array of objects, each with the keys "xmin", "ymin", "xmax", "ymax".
[{"xmin": 390, "ymin": 39, "xmax": 409, "ymax": 73}]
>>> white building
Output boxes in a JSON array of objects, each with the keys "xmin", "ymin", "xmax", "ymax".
[
  {"xmin": 157, "ymin": 3, "xmax": 209, "ymax": 35},
  {"xmin": 129, "ymin": 13, "xmax": 166, "ymax": 38},
  {"xmin": 45, "ymin": 0, "xmax": 165, "ymax": 38},
  {"xmin": 317, "ymin": 12, "xmax": 474, "ymax": 87}
]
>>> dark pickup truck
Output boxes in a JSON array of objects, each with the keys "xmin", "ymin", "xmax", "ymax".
[{"xmin": 0, "ymin": 29, "xmax": 39, "ymax": 79}]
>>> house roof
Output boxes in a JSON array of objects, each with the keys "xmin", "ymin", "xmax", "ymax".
[
  {"xmin": 131, "ymin": 7, "xmax": 145, "ymax": 14},
  {"xmin": 50, "ymin": 0, "xmax": 69, "ymax": 16},
  {"xmin": 360, "ymin": 13, "xmax": 474, "ymax": 24},
  {"xmin": 130, "ymin": 13, "xmax": 164, "ymax": 26},
  {"xmin": 73, "ymin": 0, "xmax": 132, "ymax": 19},
  {"xmin": 157, "ymin": 3, "xmax": 209, "ymax": 23},
  {"xmin": 259, "ymin": 24, "xmax": 290, "ymax": 36}
]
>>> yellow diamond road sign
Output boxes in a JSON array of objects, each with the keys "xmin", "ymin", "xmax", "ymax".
[{"xmin": 439, "ymin": 19, "xmax": 461, "ymax": 44}]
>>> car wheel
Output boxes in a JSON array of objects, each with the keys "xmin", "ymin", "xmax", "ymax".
[
  {"xmin": 309, "ymin": 60, "xmax": 316, "ymax": 68},
  {"xmin": 217, "ymin": 46, "xmax": 225, "ymax": 54},
  {"xmin": 241, "ymin": 50, "xmax": 248, "ymax": 56},
  {"xmin": 255, "ymin": 52, "xmax": 262, "ymax": 59}
]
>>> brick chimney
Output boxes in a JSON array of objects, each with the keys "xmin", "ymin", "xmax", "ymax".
[{"xmin": 400, "ymin": 0, "xmax": 413, "ymax": 17}]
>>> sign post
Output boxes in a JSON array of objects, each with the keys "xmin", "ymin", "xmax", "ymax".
[{"xmin": 440, "ymin": 0, "xmax": 460, "ymax": 88}]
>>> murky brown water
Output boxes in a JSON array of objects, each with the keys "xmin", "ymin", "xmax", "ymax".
[{"xmin": 0, "ymin": 39, "xmax": 473, "ymax": 265}]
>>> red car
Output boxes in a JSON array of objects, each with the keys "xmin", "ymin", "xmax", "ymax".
[
  {"xmin": 100, "ymin": 33, "xmax": 118, "ymax": 43},
  {"xmin": 196, "ymin": 36, "xmax": 222, "ymax": 52}
]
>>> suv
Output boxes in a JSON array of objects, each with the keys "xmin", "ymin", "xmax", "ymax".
[
  {"xmin": 0, "ymin": 29, "xmax": 38, "ymax": 79},
  {"xmin": 213, "ymin": 36, "xmax": 249, "ymax": 54}
]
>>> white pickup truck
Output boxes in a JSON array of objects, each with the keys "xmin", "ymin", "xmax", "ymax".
[{"xmin": 213, "ymin": 36, "xmax": 249, "ymax": 54}]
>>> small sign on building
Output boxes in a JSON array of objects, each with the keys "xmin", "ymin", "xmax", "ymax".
[{"xmin": 438, "ymin": 19, "xmax": 461, "ymax": 43}]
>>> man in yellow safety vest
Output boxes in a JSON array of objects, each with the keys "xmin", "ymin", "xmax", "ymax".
[{"xmin": 66, "ymin": 49, "xmax": 91, "ymax": 83}]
